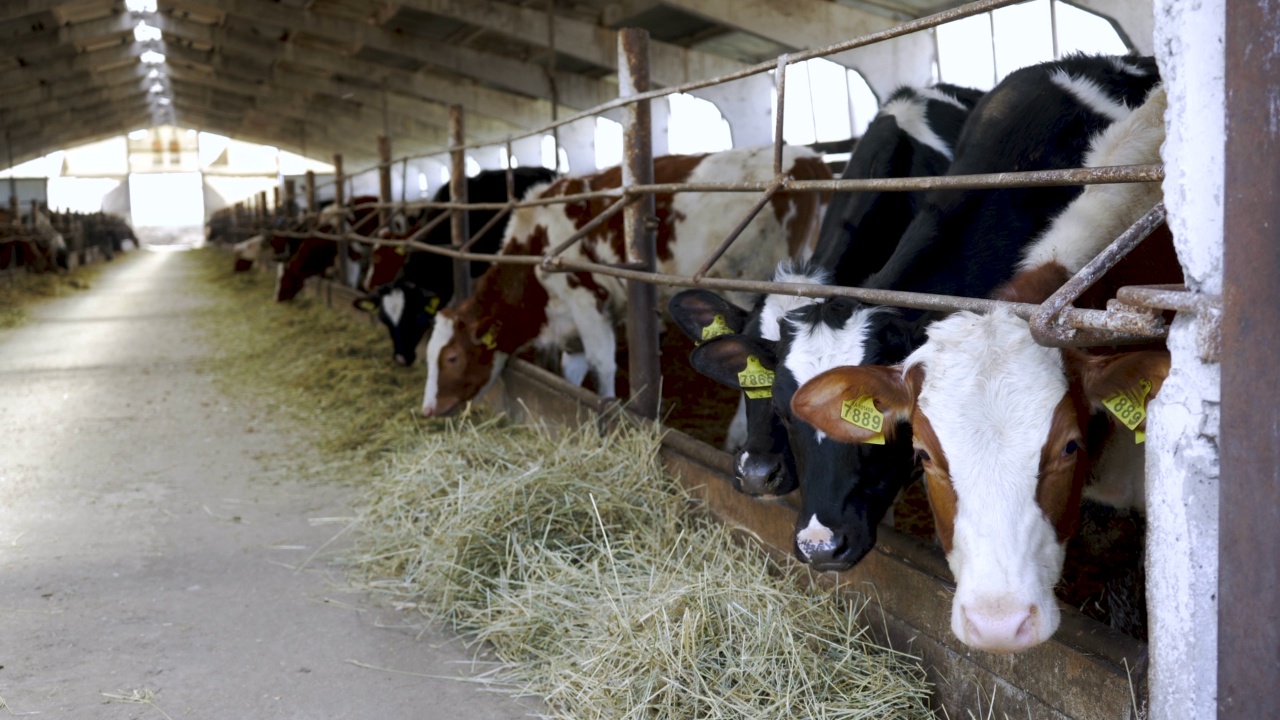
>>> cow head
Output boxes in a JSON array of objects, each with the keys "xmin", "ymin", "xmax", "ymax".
[
  {"xmin": 772, "ymin": 298, "xmax": 917, "ymax": 572},
  {"xmin": 422, "ymin": 308, "xmax": 508, "ymax": 417},
  {"xmin": 791, "ymin": 310, "xmax": 1169, "ymax": 653},
  {"xmin": 669, "ymin": 290, "xmax": 796, "ymax": 497},
  {"xmin": 363, "ymin": 243, "xmax": 410, "ymax": 292},
  {"xmin": 354, "ymin": 280, "xmax": 442, "ymax": 366}
]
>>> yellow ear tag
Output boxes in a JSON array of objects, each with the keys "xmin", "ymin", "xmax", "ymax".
[
  {"xmin": 395, "ymin": 246, "xmax": 406, "ymax": 255},
  {"xmin": 840, "ymin": 395, "xmax": 886, "ymax": 445},
  {"xmin": 1102, "ymin": 378, "xmax": 1153, "ymax": 444},
  {"xmin": 424, "ymin": 296, "xmax": 441, "ymax": 315},
  {"xmin": 479, "ymin": 325, "xmax": 500, "ymax": 350},
  {"xmin": 699, "ymin": 314, "xmax": 734, "ymax": 344},
  {"xmin": 357, "ymin": 299, "xmax": 377, "ymax": 312},
  {"xmin": 736, "ymin": 355, "xmax": 774, "ymax": 400}
]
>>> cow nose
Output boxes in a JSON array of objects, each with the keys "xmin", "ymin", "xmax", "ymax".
[
  {"xmin": 794, "ymin": 516, "xmax": 852, "ymax": 572},
  {"xmin": 421, "ymin": 405, "xmax": 436, "ymax": 418},
  {"xmin": 961, "ymin": 604, "xmax": 1038, "ymax": 653},
  {"xmin": 394, "ymin": 353, "xmax": 411, "ymax": 366},
  {"xmin": 735, "ymin": 452, "xmax": 784, "ymax": 496}
]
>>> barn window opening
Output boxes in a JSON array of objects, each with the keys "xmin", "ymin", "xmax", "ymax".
[
  {"xmin": 133, "ymin": 21, "xmax": 162, "ymax": 43},
  {"xmin": 140, "ymin": 50, "xmax": 165, "ymax": 65},
  {"xmin": 774, "ymin": 58, "xmax": 878, "ymax": 146},
  {"xmin": 125, "ymin": 0, "xmax": 157, "ymax": 13},
  {"xmin": 666, "ymin": 94, "xmax": 732, "ymax": 154},
  {"xmin": 465, "ymin": 156, "xmax": 481, "ymax": 178},
  {"xmin": 936, "ymin": 0, "xmax": 1130, "ymax": 90},
  {"xmin": 595, "ymin": 117, "xmax": 623, "ymax": 170}
]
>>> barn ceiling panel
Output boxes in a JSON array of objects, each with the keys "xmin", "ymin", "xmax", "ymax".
[{"xmin": 4, "ymin": 0, "xmax": 974, "ymax": 167}]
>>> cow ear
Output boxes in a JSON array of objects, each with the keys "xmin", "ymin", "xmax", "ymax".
[
  {"xmin": 352, "ymin": 296, "xmax": 379, "ymax": 313},
  {"xmin": 1077, "ymin": 350, "xmax": 1171, "ymax": 436},
  {"xmin": 668, "ymin": 290, "xmax": 749, "ymax": 344},
  {"xmin": 689, "ymin": 335, "xmax": 777, "ymax": 390},
  {"xmin": 790, "ymin": 365, "xmax": 916, "ymax": 445}
]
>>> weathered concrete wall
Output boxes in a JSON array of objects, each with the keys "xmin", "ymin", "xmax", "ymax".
[
  {"xmin": 1148, "ymin": 1, "xmax": 1223, "ymax": 718},
  {"xmin": 1071, "ymin": 0, "xmax": 1155, "ymax": 54}
]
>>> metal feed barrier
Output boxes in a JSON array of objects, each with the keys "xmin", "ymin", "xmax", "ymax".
[{"xmin": 217, "ymin": 1, "xmax": 1268, "ymax": 716}]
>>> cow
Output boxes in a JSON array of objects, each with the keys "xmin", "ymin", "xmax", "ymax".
[
  {"xmin": 679, "ymin": 55, "xmax": 1161, "ymax": 574},
  {"xmin": 668, "ymin": 82, "xmax": 983, "ymax": 498},
  {"xmin": 421, "ymin": 145, "xmax": 832, "ymax": 418},
  {"xmin": 274, "ymin": 197, "xmax": 380, "ymax": 302},
  {"xmin": 353, "ymin": 167, "xmax": 557, "ymax": 366},
  {"xmin": 790, "ymin": 84, "xmax": 1175, "ymax": 653}
]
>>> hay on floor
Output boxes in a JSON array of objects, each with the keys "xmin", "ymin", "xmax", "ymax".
[{"xmin": 349, "ymin": 416, "xmax": 933, "ymax": 719}]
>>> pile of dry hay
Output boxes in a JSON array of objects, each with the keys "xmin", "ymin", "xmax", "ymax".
[
  {"xmin": 349, "ymin": 415, "xmax": 933, "ymax": 719},
  {"xmin": 0, "ymin": 263, "xmax": 101, "ymax": 329}
]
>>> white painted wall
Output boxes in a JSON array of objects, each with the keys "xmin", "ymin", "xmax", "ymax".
[
  {"xmin": 1069, "ymin": 0, "xmax": 1155, "ymax": 54},
  {"xmin": 1147, "ymin": 1, "xmax": 1223, "ymax": 718}
]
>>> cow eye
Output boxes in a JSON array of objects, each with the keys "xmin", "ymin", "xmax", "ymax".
[
  {"xmin": 1063, "ymin": 440, "xmax": 1080, "ymax": 456},
  {"xmin": 915, "ymin": 449, "xmax": 931, "ymax": 464}
]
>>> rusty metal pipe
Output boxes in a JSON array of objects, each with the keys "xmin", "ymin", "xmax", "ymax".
[
  {"xmin": 449, "ymin": 105, "xmax": 471, "ymax": 302},
  {"xmin": 459, "ymin": 203, "xmax": 513, "ymax": 253},
  {"xmin": 542, "ymin": 195, "xmax": 636, "ymax": 261},
  {"xmin": 1029, "ymin": 202, "xmax": 1167, "ymax": 346},
  {"xmin": 692, "ymin": 175, "xmax": 788, "ymax": 281},
  {"xmin": 620, "ymin": 28, "xmax": 661, "ymax": 420}
]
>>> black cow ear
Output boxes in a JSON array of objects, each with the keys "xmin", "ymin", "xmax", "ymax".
[
  {"xmin": 668, "ymin": 290, "xmax": 749, "ymax": 344},
  {"xmin": 689, "ymin": 334, "xmax": 778, "ymax": 389},
  {"xmin": 353, "ymin": 296, "xmax": 379, "ymax": 313}
]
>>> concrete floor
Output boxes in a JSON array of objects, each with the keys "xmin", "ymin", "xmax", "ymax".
[{"xmin": 0, "ymin": 249, "xmax": 535, "ymax": 718}]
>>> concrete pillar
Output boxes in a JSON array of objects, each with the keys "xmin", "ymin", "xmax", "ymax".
[
  {"xmin": 691, "ymin": 73, "xmax": 775, "ymax": 148},
  {"xmin": 1147, "ymin": 1, "xmax": 1223, "ymax": 718},
  {"xmin": 511, "ymin": 136, "xmax": 544, "ymax": 170},
  {"xmin": 557, "ymin": 118, "xmax": 597, "ymax": 175},
  {"xmin": 472, "ymin": 146, "xmax": 505, "ymax": 171},
  {"xmin": 829, "ymin": 33, "xmax": 935, "ymax": 102},
  {"xmin": 651, "ymin": 98, "xmax": 670, "ymax": 157}
]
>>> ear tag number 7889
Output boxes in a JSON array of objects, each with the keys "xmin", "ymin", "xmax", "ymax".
[{"xmin": 840, "ymin": 395, "xmax": 886, "ymax": 445}]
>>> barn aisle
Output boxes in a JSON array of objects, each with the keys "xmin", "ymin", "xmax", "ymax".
[{"xmin": 0, "ymin": 250, "xmax": 533, "ymax": 718}]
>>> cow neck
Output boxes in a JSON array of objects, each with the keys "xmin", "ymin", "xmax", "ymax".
[{"xmin": 457, "ymin": 232, "xmax": 550, "ymax": 354}]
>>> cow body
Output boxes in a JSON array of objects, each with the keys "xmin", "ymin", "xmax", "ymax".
[
  {"xmin": 355, "ymin": 168, "xmax": 557, "ymax": 366},
  {"xmin": 274, "ymin": 198, "xmax": 379, "ymax": 301},
  {"xmin": 422, "ymin": 146, "xmax": 831, "ymax": 417},
  {"xmin": 791, "ymin": 84, "xmax": 1175, "ymax": 652},
  {"xmin": 668, "ymin": 83, "xmax": 982, "ymax": 500}
]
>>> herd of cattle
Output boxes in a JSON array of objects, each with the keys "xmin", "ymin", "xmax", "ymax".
[
  {"xmin": 219, "ymin": 53, "xmax": 1175, "ymax": 655},
  {"xmin": 1, "ymin": 207, "xmax": 136, "ymax": 273}
]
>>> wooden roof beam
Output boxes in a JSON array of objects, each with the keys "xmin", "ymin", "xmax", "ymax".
[{"xmin": 0, "ymin": 65, "xmax": 149, "ymax": 112}]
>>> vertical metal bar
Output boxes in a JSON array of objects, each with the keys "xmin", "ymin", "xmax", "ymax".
[
  {"xmin": 272, "ymin": 186, "xmax": 280, "ymax": 217},
  {"xmin": 304, "ymin": 170, "xmax": 316, "ymax": 217},
  {"xmin": 619, "ymin": 28, "xmax": 660, "ymax": 420},
  {"xmin": 283, "ymin": 179, "xmax": 296, "ymax": 220},
  {"xmin": 773, "ymin": 54, "xmax": 789, "ymax": 176},
  {"xmin": 1219, "ymin": 1, "xmax": 1280, "ymax": 717},
  {"xmin": 1049, "ymin": 0, "xmax": 1060, "ymax": 60},
  {"xmin": 449, "ymin": 105, "xmax": 472, "ymax": 302},
  {"xmin": 333, "ymin": 154, "xmax": 345, "ymax": 207},
  {"xmin": 377, "ymin": 135, "xmax": 393, "ymax": 230}
]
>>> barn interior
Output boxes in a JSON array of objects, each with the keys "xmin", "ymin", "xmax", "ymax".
[{"xmin": 0, "ymin": 1, "xmax": 1256, "ymax": 719}]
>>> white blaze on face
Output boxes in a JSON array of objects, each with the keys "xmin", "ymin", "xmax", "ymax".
[
  {"xmin": 781, "ymin": 306, "xmax": 884, "ymax": 388},
  {"xmin": 381, "ymin": 288, "xmax": 406, "ymax": 327},
  {"xmin": 796, "ymin": 514, "xmax": 837, "ymax": 559},
  {"xmin": 905, "ymin": 310, "xmax": 1069, "ymax": 652},
  {"xmin": 422, "ymin": 316, "xmax": 455, "ymax": 415}
]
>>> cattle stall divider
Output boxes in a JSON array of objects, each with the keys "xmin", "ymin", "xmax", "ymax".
[{"xmin": 232, "ymin": 0, "xmax": 1253, "ymax": 716}]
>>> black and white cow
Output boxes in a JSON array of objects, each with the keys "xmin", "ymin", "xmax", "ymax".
[
  {"xmin": 772, "ymin": 54, "xmax": 1161, "ymax": 572},
  {"xmin": 792, "ymin": 84, "xmax": 1174, "ymax": 652},
  {"xmin": 355, "ymin": 167, "xmax": 557, "ymax": 366},
  {"xmin": 668, "ymin": 82, "xmax": 982, "ymax": 497}
]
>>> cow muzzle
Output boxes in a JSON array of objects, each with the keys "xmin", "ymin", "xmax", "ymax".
[
  {"xmin": 956, "ymin": 598, "xmax": 1051, "ymax": 654},
  {"xmin": 733, "ymin": 451, "xmax": 794, "ymax": 497}
]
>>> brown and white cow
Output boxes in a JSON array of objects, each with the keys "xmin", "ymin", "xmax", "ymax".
[
  {"xmin": 791, "ymin": 85, "xmax": 1178, "ymax": 653},
  {"xmin": 422, "ymin": 146, "xmax": 831, "ymax": 417},
  {"xmin": 274, "ymin": 198, "xmax": 380, "ymax": 301}
]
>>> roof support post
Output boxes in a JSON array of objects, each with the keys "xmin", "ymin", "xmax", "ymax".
[
  {"xmin": 377, "ymin": 135, "xmax": 393, "ymax": 231},
  {"xmin": 333, "ymin": 154, "xmax": 345, "ymax": 208},
  {"xmin": 619, "ymin": 28, "xmax": 659, "ymax": 420},
  {"xmin": 1219, "ymin": 0, "xmax": 1280, "ymax": 716},
  {"xmin": 449, "ymin": 105, "xmax": 471, "ymax": 303}
]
